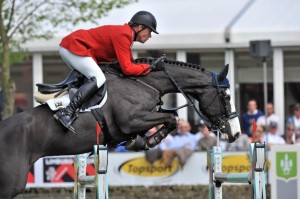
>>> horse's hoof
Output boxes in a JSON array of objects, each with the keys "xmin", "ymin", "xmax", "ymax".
[{"xmin": 125, "ymin": 135, "xmax": 147, "ymax": 151}]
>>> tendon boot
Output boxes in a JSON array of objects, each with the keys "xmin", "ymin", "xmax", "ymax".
[
  {"xmin": 54, "ymin": 77, "xmax": 98, "ymax": 133},
  {"xmin": 125, "ymin": 126, "xmax": 170, "ymax": 151}
]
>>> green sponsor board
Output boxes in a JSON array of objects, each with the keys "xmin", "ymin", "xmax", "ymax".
[{"xmin": 276, "ymin": 152, "xmax": 297, "ymax": 180}]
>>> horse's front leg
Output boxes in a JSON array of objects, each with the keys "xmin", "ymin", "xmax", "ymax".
[{"xmin": 125, "ymin": 112, "xmax": 177, "ymax": 151}]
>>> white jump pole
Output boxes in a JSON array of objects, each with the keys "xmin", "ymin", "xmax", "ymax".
[
  {"xmin": 208, "ymin": 130, "xmax": 267, "ymax": 199},
  {"xmin": 73, "ymin": 145, "xmax": 108, "ymax": 199}
]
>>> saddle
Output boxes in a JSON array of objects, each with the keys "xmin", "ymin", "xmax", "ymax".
[
  {"xmin": 34, "ymin": 70, "xmax": 107, "ymax": 111},
  {"xmin": 37, "ymin": 70, "xmax": 82, "ymax": 94}
]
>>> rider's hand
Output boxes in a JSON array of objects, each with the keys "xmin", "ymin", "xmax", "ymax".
[{"xmin": 153, "ymin": 59, "xmax": 165, "ymax": 71}]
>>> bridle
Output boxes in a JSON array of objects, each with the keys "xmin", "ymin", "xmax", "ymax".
[
  {"xmin": 151, "ymin": 56, "xmax": 239, "ymax": 132},
  {"xmin": 208, "ymin": 78, "xmax": 239, "ymax": 132}
]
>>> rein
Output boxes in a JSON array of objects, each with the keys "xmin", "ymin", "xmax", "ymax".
[
  {"xmin": 155, "ymin": 56, "xmax": 238, "ymax": 132},
  {"xmin": 162, "ymin": 67, "xmax": 212, "ymax": 128},
  {"xmin": 101, "ymin": 59, "xmax": 212, "ymax": 128},
  {"xmin": 150, "ymin": 55, "xmax": 216, "ymax": 129}
]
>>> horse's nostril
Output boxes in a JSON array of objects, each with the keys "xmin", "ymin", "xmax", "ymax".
[
  {"xmin": 234, "ymin": 132, "xmax": 240, "ymax": 139},
  {"xmin": 228, "ymin": 132, "xmax": 240, "ymax": 143}
]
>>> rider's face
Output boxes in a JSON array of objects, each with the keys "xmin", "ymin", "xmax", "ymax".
[{"xmin": 136, "ymin": 26, "xmax": 152, "ymax": 43}]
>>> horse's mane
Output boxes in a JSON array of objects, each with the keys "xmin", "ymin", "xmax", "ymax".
[
  {"xmin": 133, "ymin": 57, "xmax": 206, "ymax": 72},
  {"xmin": 99, "ymin": 57, "xmax": 207, "ymax": 75}
]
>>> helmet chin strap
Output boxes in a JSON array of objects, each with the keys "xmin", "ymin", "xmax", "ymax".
[{"xmin": 132, "ymin": 26, "xmax": 146, "ymax": 41}]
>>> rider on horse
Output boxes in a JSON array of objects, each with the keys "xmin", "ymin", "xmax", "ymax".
[{"xmin": 54, "ymin": 11, "xmax": 165, "ymax": 133}]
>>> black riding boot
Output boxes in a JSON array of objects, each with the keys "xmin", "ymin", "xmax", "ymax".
[{"xmin": 54, "ymin": 77, "xmax": 98, "ymax": 133}]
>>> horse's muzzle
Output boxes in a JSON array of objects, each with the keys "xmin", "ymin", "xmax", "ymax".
[
  {"xmin": 227, "ymin": 116, "xmax": 242, "ymax": 143},
  {"xmin": 221, "ymin": 121, "xmax": 241, "ymax": 143}
]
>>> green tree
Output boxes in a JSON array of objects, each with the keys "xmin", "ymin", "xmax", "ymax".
[{"xmin": 0, "ymin": 0, "xmax": 136, "ymax": 119}]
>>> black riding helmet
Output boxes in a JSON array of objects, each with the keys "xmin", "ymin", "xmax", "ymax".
[{"xmin": 129, "ymin": 11, "xmax": 158, "ymax": 40}]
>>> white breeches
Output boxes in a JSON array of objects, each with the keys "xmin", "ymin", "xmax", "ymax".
[{"xmin": 59, "ymin": 46, "xmax": 106, "ymax": 88}]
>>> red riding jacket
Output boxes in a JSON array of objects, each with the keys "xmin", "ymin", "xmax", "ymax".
[{"xmin": 60, "ymin": 23, "xmax": 150, "ymax": 75}]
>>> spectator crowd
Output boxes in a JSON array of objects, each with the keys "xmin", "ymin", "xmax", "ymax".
[{"xmin": 114, "ymin": 100, "xmax": 300, "ymax": 166}]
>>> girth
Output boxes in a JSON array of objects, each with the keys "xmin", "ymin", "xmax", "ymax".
[{"xmin": 91, "ymin": 108, "xmax": 118, "ymax": 148}]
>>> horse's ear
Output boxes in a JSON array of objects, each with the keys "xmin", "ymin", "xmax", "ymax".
[{"xmin": 218, "ymin": 64, "xmax": 229, "ymax": 82}]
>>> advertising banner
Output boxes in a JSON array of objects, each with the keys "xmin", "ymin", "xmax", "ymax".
[
  {"xmin": 269, "ymin": 145, "xmax": 300, "ymax": 199},
  {"xmin": 25, "ymin": 151, "xmax": 253, "ymax": 188},
  {"xmin": 43, "ymin": 157, "xmax": 77, "ymax": 183},
  {"xmin": 108, "ymin": 152, "xmax": 207, "ymax": 186}
]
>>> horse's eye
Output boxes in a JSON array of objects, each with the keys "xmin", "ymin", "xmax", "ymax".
[{"xmin": 225, "ymin": 95, "xmax": 231, "ymax": 100}]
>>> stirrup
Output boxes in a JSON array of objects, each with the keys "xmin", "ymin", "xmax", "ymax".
[
  {"xmin": 125, "ymin": 135, "xmax": 149, "ymax": 151},
  {"xmin": 54, "ymin": 111, "xmax": 78, "ymax": 133}
]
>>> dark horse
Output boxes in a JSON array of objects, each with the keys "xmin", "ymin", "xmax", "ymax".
[{"xmin": 0, "ymin": 57, "xmax": 241, "ymax": 198}]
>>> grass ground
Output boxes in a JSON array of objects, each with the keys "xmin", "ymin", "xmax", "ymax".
[{"xmin": 15, "ymin": 185, "xmax": 271, "ymax": 199}]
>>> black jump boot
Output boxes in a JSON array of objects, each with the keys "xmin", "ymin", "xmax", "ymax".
[{"xmin": 54, "ymin": 77, "xmax": 98, "ymax": 133}]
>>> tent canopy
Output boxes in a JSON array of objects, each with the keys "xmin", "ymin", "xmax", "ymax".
[{"xmin": 24, "ymin": 0, "xmax": 300, "ymax": 51}]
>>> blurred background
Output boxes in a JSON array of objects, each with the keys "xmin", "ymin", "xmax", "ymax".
[
  {"xmin": 1, "ymin": 0, "xmax": 300, "ymax": 198},
  {"xmin": 7, "ymin": 0, "xmax": 300, "ymax": 133}
]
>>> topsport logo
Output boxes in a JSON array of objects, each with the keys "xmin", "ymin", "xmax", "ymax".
[{"xmin": 118, "ymin": 156, "xmax": 180, "ymax": 177}]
